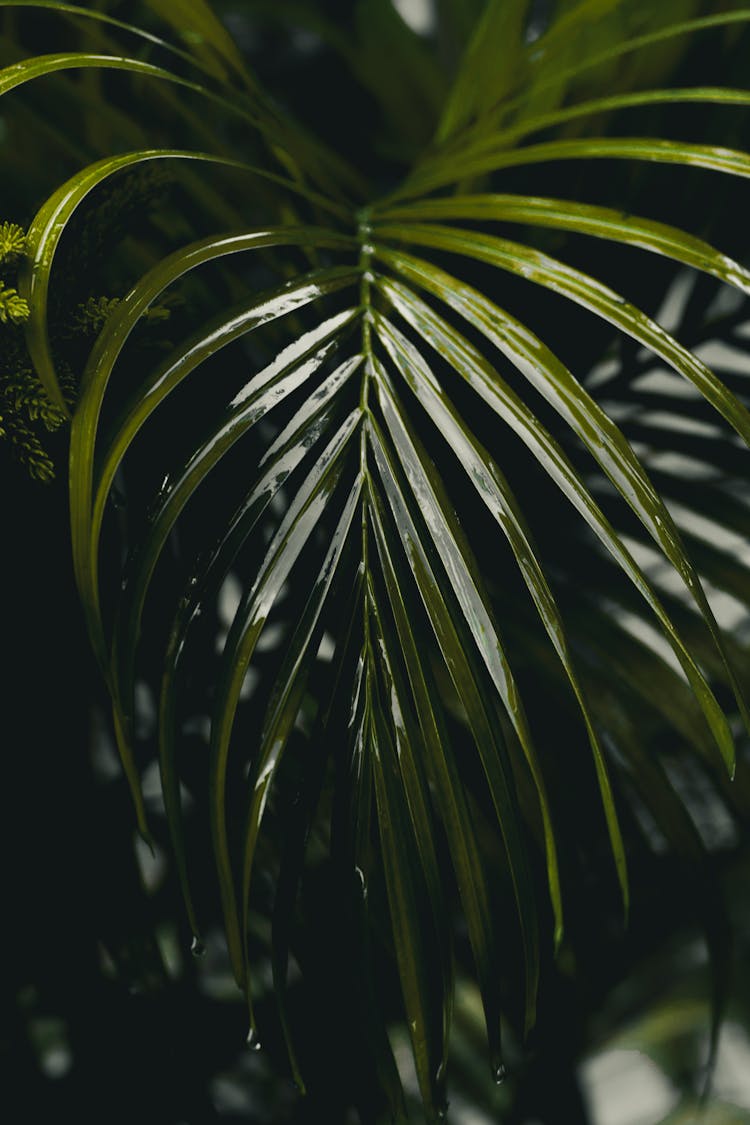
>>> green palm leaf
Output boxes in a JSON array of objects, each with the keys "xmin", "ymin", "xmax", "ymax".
[
  {"xmin": 5, "ymin": 1, "xmax": 750, "ymax": 1116},
  {"xmin": 372, "ymin": 308, "xmax": 627, "ymax": 917},
  {"xmin": 366, "ymin": 411, "xmax": 540, "ymax": 1036},
  {"xmin": 435, "ymin": 0, "xmax": 530, "ymax": 142},
  {"xmin": 397, "ymin": 135, "xmax": 750, "ymax": 200},
  {"xmin": 212, "ymin": 412, "xmax": 361, "ymax": 979},
  {"xmin": 0, "ymin": 0, "xmax": 220, "ymax": 73},
  {"xmin": 372, "ymin": 348, "xmax": 566, "ymax": 937},
  {"xmin": 377, "ymin": 193, "xmax": 750, "ymax": 293},
  {"xmin": 367, "ymin": 478, "xmax": 504, "ymax": 1074},
  {"xmin": 71, "ymin": 230, "xmax": 353, "ymax": 660},
  {"xmin": 19, "ymin": 150, "xmax": 347, "ymax": 414},
  {"xmin": 159, "ymin": 350, "xmax": 362, "ymax": 947},
  {"xmin": 142, "ymin": 0, "xmax": 255, "ymax": 86},
  {"xmin": 370, "ymin": 251, "xmax": 736, "ymax": 768},
  {"xmin": 429, "ymin": 7, "xmax": 750, "ymax": 151}
]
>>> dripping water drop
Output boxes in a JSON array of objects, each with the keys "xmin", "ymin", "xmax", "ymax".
[
  {"xmin": 190, "ymin": 935, "xmax": 206, "ymax": 958},
  {"xmin": 493, "ymin": 1062, "xmax": 507, "ymax": 1086},
  {"xmin": 246, "ymin": 1027, "xmax": 262, "ymax": 1052}
]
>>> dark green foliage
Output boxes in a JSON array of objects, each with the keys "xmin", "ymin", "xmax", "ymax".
[
  {"xmin": 3, "ymin": 3, "xmax": 750, "ymax": 1122},
  {"xmin": 0, "ymin": 223, "xmax": 63, "ymax": 478}
]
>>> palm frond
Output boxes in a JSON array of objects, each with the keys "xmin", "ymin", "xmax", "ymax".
[{"xmin": 4, "ymin": 1, "xmax": 750, "ymax": 1116}]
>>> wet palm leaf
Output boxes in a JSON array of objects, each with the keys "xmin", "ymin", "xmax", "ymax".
[{"xmin": 4, "ymin": 1, "xmax": 750, "ymax": 1116}]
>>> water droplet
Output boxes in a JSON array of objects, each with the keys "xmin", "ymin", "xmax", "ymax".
[
  {"xmin": 355, "ymin": 866, "xmax": 367, "ymax": 899},
  {"xmin": 493, "ymin": 1062, "xmax": 507, "ymax": 1086},
  {"xmin": 246, "ymin": 1027, "xmax": 262, "ymax": 1052},
  {"xmin": 147, "ymin": 473, "xmax": 172, "ymax": 519},
  {"xmin": 110, "ymin": 487, "xmax": 126, "ymax": 510},
  {"xmin": 190, "ymin": 935, "xmax": 205, "ymax": 958},
  {"xmin": 436, "ymin": 1099, "xmax": 449, "ymax": 1120}
]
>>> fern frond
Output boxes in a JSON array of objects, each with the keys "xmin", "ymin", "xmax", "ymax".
[
  {"xmin": 0, "ymin": 281, "xmax": 29, "ymax": 324},
  {"xmin": 0, "ymin": 408, "xmax": 56, "ymax": 479},
  {"xmin": 0, "ymin": 221, "xmax": 26, "ymax": 268}
]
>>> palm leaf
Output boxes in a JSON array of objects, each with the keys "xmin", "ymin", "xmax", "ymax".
[
  {"xmin": 71, "ymin": 230, "xmax": 353, "ymax": 658},
  {"xmin": 372, "ymin": 307, "xmax": 627, "ymax": 918},
  {"xmin": 377, "ymin": 193, "xmax": 750, "ymax": 294},
  {"xmin": 367, "ymin": 476, "xmax": 505, "ymax": 1075},
  {"xmin": 429, "ymin": 6, "xmax": 750, "ymax": 151},
  {"xmin": 5, "ymin": 1, "xmax": 750, "ymax": 1116},
  {"xmin": 142, "ymin": 0, "xmax": 255, "ymax": 87},
  {"xmin": 397, "ymin": 134, "xmax": 750, "ymax": 201},
  {"xmin": 0, "ymin": 51, "xmax": 257, "ymax": 121},
  {"xmin": 19, "ymin": 150, "xmax": 347, "ymax": 414},
  {"xmin": 0, "ymin": 0, "xmax": 220, "ymax": 74},
  {"xmin": 370, "ymin": 251, "xmax": 735, "ymax": 766},
  {"xmin": 371, "ymin": 347, "xmax": 567, "ymax": 936},
  {"xmin": 159, "ymin": 349, "xmax": 362, "ymax": 947},
  {"xmin": 435, "ymin": 0, "xmax": 530, "ymax": 143},
  {"xmin": 366, "ymin": 411, "xmax": 541, "ymax": 1037}
]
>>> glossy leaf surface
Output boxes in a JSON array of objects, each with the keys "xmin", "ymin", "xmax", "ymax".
[{"xmin": 5, "ymin": 2, "xmax": 750, "ymax": 1118}]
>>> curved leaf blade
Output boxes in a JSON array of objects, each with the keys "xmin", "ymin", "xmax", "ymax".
[
  {"xmin": 109, "ymin": 277, "xmax": 358, "ymax": 744},
  {"xmin": 511, "ymin": 9, "xmax": 750, "ymax": 124},
  {"xmin": 463, "ymin": 87, "xmax": 750, "ymax": 160},
  {"xmin": 0, "ymin": 50, "xmax": 251, "ymax": 120},
  {"xmin": 0, "ymin": 1, "xmax": 216, "ymax": 73},
  {"xmin": 95, "ymin": 276, "xmax": 355, "ymax": 849},
  {"xmin": 394, "ymin": 135, "xmax": 750, "ymax": 201},
  {"xmin": 376, "ymin": 194, "xmax": 750, "ymax": 298},
  {"xmin": 142, "ymin": 0, "xmax": 254, "ymax": 87},
  {"xmin": 367, "ymin": 483, "xmax": 506, "ymax": 1075},
  {"xmin": 209, "ymin": 411, "xmax": 361, "ymax": 981},
  {"xmin": 70, "ymin": 231, "xmax": 354, "ymax": 669},
  {"xmin": 371, "ymin": 256, "xmax": 735, "ymax": 774},
  {"xmin": 371, "ymin": 353, "xmax": 565, "ymax": 940},
  {"xmin": 365, "ymin": 559, "xmax": 455, "ymax": 1089},
  {"xmin": 420, "ymin": 9, "xmax": 750, "ymax": 163},
  {"xmin": 240, "ymin": 472, "xmax": 362, "ymax": 1042},
  {"xmin": 368, "ymin": 667, "xmax": 446, "ymax": 1119},
  {"xmin": 374, "ymin": 225, "xmax": 750, "ymax": 744},
  {"xmin": 157, "ymin": 352, "xmax": 363, "ymax": 949},
  {"xmin": 366, "ymin": 416, "xmax": 540, "ymax": 1034},
  {"xmin": 20, "ymin": 148, "xmax": 349, "ymax": 411},
  {"xmin": 373, "ymin": 307, "xmax": 627, "ymax": 917},
  {"xmin": 436, "ymin": 0, "xmax": 530, "ymax": 143}
]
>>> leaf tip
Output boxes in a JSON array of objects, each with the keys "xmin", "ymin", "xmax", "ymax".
[{"xmin": 137, "ymin": 824, "xmax": 156, "ymax": 856}]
